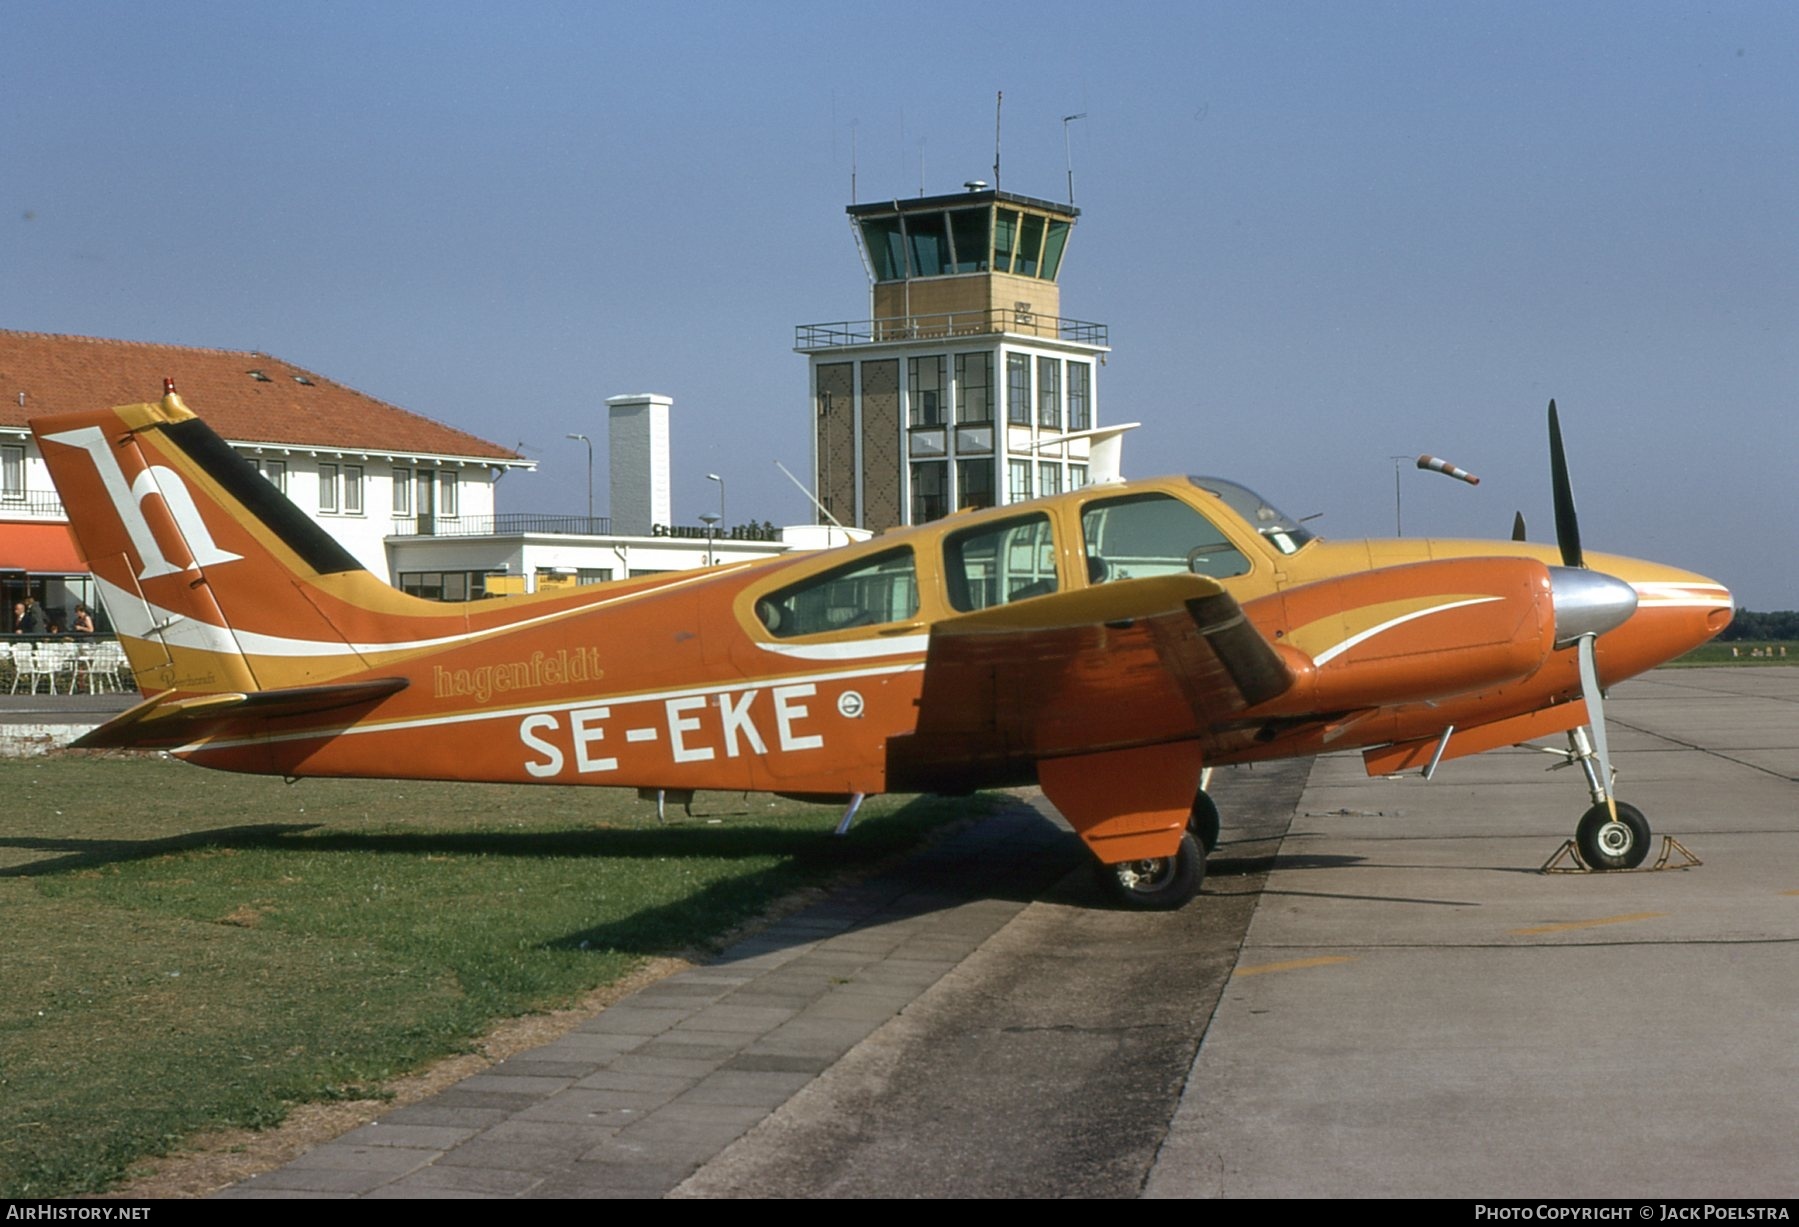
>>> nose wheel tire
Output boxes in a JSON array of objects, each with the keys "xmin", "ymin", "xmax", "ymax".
[
  {"xmin": 1575, "ymin": 801, "xmax": 1650, "ymax": 871},
  {"xmin": 1096, "ymin": 831, "xmax": 1205, "ymax": 910}
]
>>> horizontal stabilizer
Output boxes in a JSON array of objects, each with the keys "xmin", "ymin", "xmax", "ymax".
[{"xmin": 74, "ymin": 677, "xmax": 409, "ymax": 749}]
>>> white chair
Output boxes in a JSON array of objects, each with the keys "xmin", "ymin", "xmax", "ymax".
[
  {"xmin": 34, "ymin": 642, "xmax": 77, "ymax": 694},
  {"xmin": 9, "ymin": 642, "xmax": 49, "ymax": 693},
  {"xmin": 79, "ymin": 640, "xmax": 128, "ymax": 694}
]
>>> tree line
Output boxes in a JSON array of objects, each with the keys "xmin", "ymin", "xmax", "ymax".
[{"xmin": 1718, "ymin": 609, "xmax": 1799, "ymax": 641}]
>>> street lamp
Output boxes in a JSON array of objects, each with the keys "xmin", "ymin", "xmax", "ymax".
[
  {"xmin": 699, "ymin": 512, "xmax": 721, "ymax": 567},
  {"xmin": 1389, "ymin": 455, "xmax": 1409, "ymax": 537},
  {"xmin": 705, "ymin": 472, "xmax": 725, "ymax": 529},
  {"xmin": 566, "ymin": 433, "xmax": 593, "ymax": 527}
]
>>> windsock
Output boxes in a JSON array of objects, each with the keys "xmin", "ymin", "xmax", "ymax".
[{"xmin": 1416, "ymin": 455, "xmax": 1480, "ymax": 485}]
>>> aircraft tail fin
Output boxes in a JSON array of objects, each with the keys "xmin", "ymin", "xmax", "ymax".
[{"xmin": 31, "ymin": 391, "xmax": 472, "ymax": 697}]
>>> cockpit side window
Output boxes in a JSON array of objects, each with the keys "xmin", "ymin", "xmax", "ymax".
[
  {"xmin": 1081, "ymin": 493, "xmax": 1250, "ymax": 583},
  {"xmin": 1186, "ymin": 476, "xmax": 1315, "ymax": 555},
  {"xmin": 943, "ymin": 513, "xmax": 1058, "ymax": 612},
  {"xmin": 755, "ymin": 548, "xmax": 920, "ymax": 638}
]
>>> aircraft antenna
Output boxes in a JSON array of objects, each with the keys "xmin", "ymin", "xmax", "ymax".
[{"xmin": 774, "ymin": 459, "xmax": 844, "ymax": 527}]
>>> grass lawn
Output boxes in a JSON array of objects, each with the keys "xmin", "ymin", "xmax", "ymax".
[{"xmin": 0, "ymin": 755, "xmax": 990, "ymax": 1196}]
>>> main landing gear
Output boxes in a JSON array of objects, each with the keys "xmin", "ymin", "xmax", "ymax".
[
  {"xmin": 1099, "ymin": 830, "xmax": 1205, "ymax": 911},
  {"xmin": 1095, "ymin": 782, "xmax": 1221, "ymax": 910}
]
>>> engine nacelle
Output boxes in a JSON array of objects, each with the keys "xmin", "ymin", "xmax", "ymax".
[{"xmin": 1247, "ymin": 557, "xmax": 1557, "ymax": 712}]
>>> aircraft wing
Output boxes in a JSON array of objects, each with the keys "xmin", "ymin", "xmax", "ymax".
[{"xmin": 887, "ymin": 573, "xmax": 1292, "ymax": 789}]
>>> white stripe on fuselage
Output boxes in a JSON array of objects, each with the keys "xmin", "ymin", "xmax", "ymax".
[
  {"xmin": 98, "ymin": 566, "xmax": 736, "ymax": 660},
  {"xmin": 180, "ymin": 659, "xmax": 926, "ymax": 753},
  {"xmin": 1311, "ymin": 597, "xmax": 1503, "ymax": 667}
]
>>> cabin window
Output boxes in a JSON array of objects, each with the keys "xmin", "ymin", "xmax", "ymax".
[
  {"xmin": 1081, "ymin": 492, "xmax": 1250, "ymax": 583},
  {"xmin": 1186, "ymin": 476, "xmax": 1316, "ymax": 555},
  {"xmin": 756, "ymin": 548, "xmax": 919, "ymax": 639},
  {"xmin": 944, "ymin": 513, "xmax": 1058, "ymax": 612}
]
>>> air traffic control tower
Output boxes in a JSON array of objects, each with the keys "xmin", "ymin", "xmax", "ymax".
[{"xmin": 795, "ymin": 185, "xmax": 1110, "ymax": 533}]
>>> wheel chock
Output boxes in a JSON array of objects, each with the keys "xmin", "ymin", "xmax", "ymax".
[{"xmin": 1540, "ymin": 836, "xmax": 1701, "ymax": 874}]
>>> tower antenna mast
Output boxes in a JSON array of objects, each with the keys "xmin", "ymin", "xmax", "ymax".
[
  {"xmin": 1062, "ymin": 112, "xmax": 1087, "ymax": 204},
  {"xmin": 992, "ymin": 91, "xmax": 1003, "ymax": 189}
]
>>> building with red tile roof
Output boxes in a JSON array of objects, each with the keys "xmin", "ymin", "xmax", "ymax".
[
  {"xmin": 0, "ymin": 331, "xmax": 521, "ymax": 461},
  {"xmin": 0, "ymin": 330, "xmax": 530, "ymax": 625}
]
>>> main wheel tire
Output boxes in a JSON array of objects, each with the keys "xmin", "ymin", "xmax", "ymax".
[
  {"xmin": 1189, "ymin": 789, "xmax": 1221, "ymax": 852},
  {"xmin": 1096, "ymin": 831, "xmax": 1205, "ymax": 910},
  {"xmin": 1575, "ymin": 801, "xmax": 1651, "ymax": 871}
]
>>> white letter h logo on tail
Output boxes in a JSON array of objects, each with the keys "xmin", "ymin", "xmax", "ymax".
[{"xmin": 46, "ymin": 426, "xmax": 243, "ymax": 580}]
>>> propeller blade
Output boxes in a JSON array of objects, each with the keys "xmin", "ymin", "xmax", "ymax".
[
  {"xmin": 1511, "ymin": 511, "xmax": 1527, "ymax": 542},
  {"xmin": 1575, "ymin": 633, "xmax": 1616, "ymax": 820},
  {"xmin": 1547, "ymin": 399, "xmax": 1584, "ymax": 568}
]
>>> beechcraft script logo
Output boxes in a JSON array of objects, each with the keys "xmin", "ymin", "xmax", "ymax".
[{"xmin": 45, "ymin": 425, "xmax": 243, "ymax": 580}]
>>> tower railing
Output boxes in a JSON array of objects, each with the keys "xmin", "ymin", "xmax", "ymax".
[{"xmin": 795, "ymin": 309, "xmax": 1108, "ymax": 350}]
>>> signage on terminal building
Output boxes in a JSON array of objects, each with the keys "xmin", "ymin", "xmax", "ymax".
[{"xmin": 651, "ymin": 522, "xmax": 780, "ymax": 542}]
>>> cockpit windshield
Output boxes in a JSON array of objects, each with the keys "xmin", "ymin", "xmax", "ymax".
[{"xmin": 1186, "ymin": 477, "xmax": 1317, "ymax": 556}]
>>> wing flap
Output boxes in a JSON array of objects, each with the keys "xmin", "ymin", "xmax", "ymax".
[{"xmin": 887, "ymin": 574, "xmax": 1292, "ymax": 788}]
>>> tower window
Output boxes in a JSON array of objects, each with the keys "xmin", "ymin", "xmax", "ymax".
[
  {"xmin": 1068, "ymin": 362, "xmax": 1091, "ymax": 431},
  {"xmin": 1008, "ymin": 458, "xmax": 1032, "ymax": 502},
  {"xmin": 948, "ymin": 208, "xmax": 990, "ymax": 273},
  {"xmin": 906, "ymin": 212, "xmax": 951, "ymax": 278},
  {"xmin": 955, "ymin": 353, "xmax": 992, "ymax": 424},
  {"xmin": 1007, "ymin": 354, "xmax": 1031, "ymax": 425},
  {"xmin": 956, "ymin": 457, "xmax": 995, "ymax": 512},
  {"xmin": 911, "ymin": 461, "xmax": 948, "ymax": 523},
  {"xmin": 1037, "ymin": 357, "xmax": 1061, "ymax": 430},
  {"xmin": 861, "ymin": 217, "xmax": 906, "ymax": 281},
  {"xmin": 994, "ymin": 209, "xmax": 1019, "ymax": 273},
  {"xmin": 908, "ymin": 356, "xmax": 946, "ymax": 427}
]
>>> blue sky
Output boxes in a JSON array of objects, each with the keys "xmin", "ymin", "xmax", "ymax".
[{"xmin": 7, "ymin": 1, "xmax": 1795, "ymax": 607}]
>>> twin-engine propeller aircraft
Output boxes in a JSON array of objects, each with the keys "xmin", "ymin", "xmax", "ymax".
[{"xmin": 32, "ymin": 389, "xmax": 1732, "ymax": 909}]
